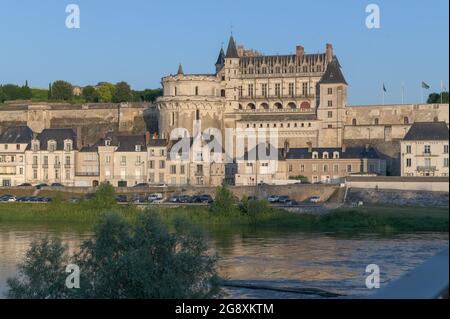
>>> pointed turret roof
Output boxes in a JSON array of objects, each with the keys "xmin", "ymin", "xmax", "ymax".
[
  {"xmin": 177, "ymin": 64, "xmax": 184, "ymax": 75},
  {"xmin": 215, "ymin": 47, "xmax": 225, "ymax": 66},
  {"xmin": 319, "ymin": 56, "xmax": 347, "ymax": 85},
  {"xmin": 225, "ymin": 36, "xmax": 239, "ymax": 58}
]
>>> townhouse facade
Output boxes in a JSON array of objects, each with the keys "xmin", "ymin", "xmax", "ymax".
[{"xmin": 401, "ymin": 122, "xmax": 449, "ymax": 177}]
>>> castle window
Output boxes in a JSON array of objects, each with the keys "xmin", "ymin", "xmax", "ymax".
[
  {"xmin": 328, "ymin": 100, "xmax": 333, "ymax": 107},
  {"xmin": 196, "ymin": 110, "xmax": 200, "ymax": 120},
  {"xmin": 262, "ymin": 67, "xmax": 267, "ymax": 74},
  {"xmin": 328, "ymin": 111, "xmax": 333, "ymax": 118},
  {"xmin": 327, "ymin": 88, "xmax": 333, "ymax": 95},
  {"xmin": 275, "ymin": 83, "xmax": 281, "ymax": 97},
  {"xmin": 308, "ymin": 123, "xmax": 312, "ymax": 127},
  {"xmin": 404, "ymin": 117, "xmax": 409, "ymax": 124},
  {"xmin": 261, "ymin": 84, "xmax": 268, "ymax": 97},
  {"xmin": 289, "ymin": 83, "xmax": 295, "ymax": 97},
  {"xmin": 174, "ymin": 87, "xmax": 177, "ymax": 96},
  {"xmin": 374, "ymin": 118, "xmax": 379, "ymax": 125},
  {"xmin": 333, "ymin": 152, "xmax": 340, "ymax": 159},
  {"xmin": 238, "ymin": 86, "xmax": 243, "ymax": 97},
  {"xmin": 302, "ymin": 83, "xmax": 308, "ymax": 96},
  {"xmin": 195, "ymin": 87, "xmax": 199, "ymax": 95},
  {"xmin": 247, "ymin": 103, "xmax": 256, "ymax": 110},
  {"xmin": 312, "ymin": 152, "xmax": 319, "ymax": 159},
  {"xmin": 303, "ymin": 66, "xmax": 308, "ymax": 73},
  {"xmin": 301, "ymin": 123, "xmax": 305, "ymax": 127},
  {"xmin": 248, "ymin": 84, "xmax": 254, "ymax": 98},
  {"xmin": 352, "ymin": 119, "xmax": 357, "ymax": 126},
  {"xmin": 328, "ymin": 125, "xmax": 333, "ymax": 129},
  {"xmin": 275, "ymin": 66, "xmax": 281, "ymax": 74},
  {"xmin": 323, "ymin": 152, "xmax": 329, "ymax": 159},
  {"xmin": 261, "ymin": 103, "xmax": 269, "ymax": 110},
  {"xmin": 48, "ymin": 140, "xmax": 56, "ymax": 152},
  {"xmin": 274, "ymin": 102, "xmax": 283, "ymax": 110},
  {"xmin": 220, "ymin": 89, "xmax": 226, "ymax": 97},
  {"xmin": 288, "ymin": 102, "xmax": 297, "ymax": 109}
]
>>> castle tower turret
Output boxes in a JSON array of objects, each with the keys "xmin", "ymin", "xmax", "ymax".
[
  {"xmin": 317, "ymin": 56, "xmax": 348, "ymax": 147},
  {"xmin": 215, "ymin": 47, "xmax": 225, "ymax": 73},
  {"xmin": 223, "ymin": 36, "xmax": 240, "ymax": 112}
]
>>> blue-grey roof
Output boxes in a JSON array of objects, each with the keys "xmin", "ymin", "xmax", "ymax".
[
  {"xmin": 29, "ymin": 128, "xmax": 77, "ymax": 151},
  {"xmin": 0, "ymin": 126, "xmax": 33, "ymax": 144},
  {"xmin": 404, "ymin": 122, "xmax": 449, "ymax": 141}
]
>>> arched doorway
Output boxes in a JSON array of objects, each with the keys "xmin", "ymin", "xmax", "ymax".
[
  {"xmin": 260, "ymin": 103, "xmax": 269, "ymax": 110},
  {"xmin": 288, "ymin": 102, "xmax": 297, "ymax": 109},
  {"xmin": 274, "ymin": 102, "xmax": 283, "ymax": 110},
  {"xmin": 300, "ymin": 101, "xmax": 311, "ymax": 109},
  {"xmin": 247, "ymin": 103, "xmax": 256, "ymax": 110}
]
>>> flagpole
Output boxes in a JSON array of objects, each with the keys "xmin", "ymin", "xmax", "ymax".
[{"xmin": 401, "ymin": 82, "xmax": 404, "ymax": 104}]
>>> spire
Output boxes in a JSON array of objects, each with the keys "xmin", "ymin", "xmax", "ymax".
[
  {"xmin": 319, "ymin": 56, "xmax": 347, "ymax": 85},
  {"xmin": 215, "ymin": 47, "xmax": 225, "ymax": 66},
  {"xmin": 177, "ymin": 63, "xmax": 184, "ymax": 75},
  {"xmin": 225, "ymin": 35, "xmax": 239, "ymax": 58}
]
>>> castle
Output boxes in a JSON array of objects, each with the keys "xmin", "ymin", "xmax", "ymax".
[{"xmin": 156, "ymin": 36, "xmax": 448, "ymax": 151}]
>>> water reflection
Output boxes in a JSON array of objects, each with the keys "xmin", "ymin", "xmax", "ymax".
[{"xmin": 0, "ymin": 222, "xmax": 448, "ymax": 299}]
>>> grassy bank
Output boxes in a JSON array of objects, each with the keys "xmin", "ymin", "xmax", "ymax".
[{"xmin": 0, "ymin": 202, "xmax": 448, "ymax": 233}]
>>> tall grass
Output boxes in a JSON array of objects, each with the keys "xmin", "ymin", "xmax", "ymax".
[{"xmin": 0, "ymin": 202, "xmax": 448, "ymax": 233}]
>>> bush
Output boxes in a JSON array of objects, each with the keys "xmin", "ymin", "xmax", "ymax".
[
  {"xmin": 210, "ymin": 185, "xmax": 236, "ymax": 214},
  {"xmin": 7, "ymin": 212, "xmax": 221, "ymax": 299},
  {"xmin": 92, "ymin": 182, "xmax": 116, "ymax": 209}
]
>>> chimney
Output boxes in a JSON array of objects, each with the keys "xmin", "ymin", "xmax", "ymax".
[
  {"xmin": 307, "ymin": 141, "xmax": 312, "ymax": 153},
  {"xmin": 326, "ymin": 43, "xmax": 333, "ymax": 62},
  {"xmin": 296, "ymin": 45, "xmax": 304, "ymax": 57},
  {"xmin": 76, "ymin": 126, "xmax": 83, "ymax": 148},
  {"xmin": 146, "ymin": 131, "xmax": 151, "ymax": 145},
  {"xmin": 342, "ymin": 144, "xmax": 347, "ymax": 153}
]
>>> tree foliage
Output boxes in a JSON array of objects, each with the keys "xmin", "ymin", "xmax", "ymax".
[
  {"xmin": 51, "ymin": 80, "xmax": 73, "ymax": 101},
  {"xmin": 97, "ymin": 82, "xmax": 115, "ymax": 103},
  {"xmin": 427, "ymin": 92, "xmax": 449, "ymax": 104},
  {"xmin": 210, "ymin": 184, "xmax": 237, "ymax": 214},
  {"xmin": 92, "ymin": 182, "xmax": 116, "ymax": 209},
  {"xmin": 7, "ymin": 213, "xmax": 221, "ymax": 299},
  {"xmin": 113, "ymin": 81, "xmax": 133, "ymax": 103},
  {"xmin": 0, "ymin": 83, "xmax": 32, "ymax": 101},
  {"xmin": 82, "ymin": 85, "xmax": 99, "ymax": 102}
]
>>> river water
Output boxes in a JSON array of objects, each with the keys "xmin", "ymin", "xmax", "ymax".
[{"xmin": 0, "ymin": 222, "xmax": 448, "ymax": 299}]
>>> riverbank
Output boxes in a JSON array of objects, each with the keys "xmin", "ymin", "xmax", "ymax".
[{"xmin": 0, "ymin": 202, "xmax": 448, "ymax": 233}]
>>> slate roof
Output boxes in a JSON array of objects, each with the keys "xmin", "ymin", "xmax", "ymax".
[
  {"xmin": 0, "ymin": 126, "xmax": 33, "ymax": 144},
  {"xmin": 403, "ymin": 122, "xmax": 449, "ymax": 141},
  {"xmin": 225, "ymin": 36, "xmax": 239, "ymax": 58},
  {"xmin": 215, "ymin": 47, "xmax": 225, "ymax": 66},
  {"xmin": 29, "ymin": 129, "xmax": 77, "ymax": 151},
  {"xmin": 285, "ymin": 147, "xmax": 381, "ymax": 160},
  {"xmin": 319, "ymin": 56, "xmax": 347, "ymax": 85}
]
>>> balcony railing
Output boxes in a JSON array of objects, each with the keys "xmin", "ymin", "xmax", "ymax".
[
  {"xmin": 75, "ymin": 172, "xmax": 100, "ymax": 177},
  {"xmin": 417, "ymin": 166, "xmax": 437, "ymax": 172}
]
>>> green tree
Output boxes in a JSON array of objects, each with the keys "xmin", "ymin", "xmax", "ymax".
[
  {"xmin": 92, "ymin": 182, "xmax": 116, "ymax": 209},
  {"xmin": 21, "ymin": 81, "xmax": 32, "ymax": 100},
  {"xmin": 113, "ymin": 81, "xmax": 133, "ymax": 103},
  {"xmin": 7, "ymin": 213, "xmax": 221, "ymax": 299},
  {"xmin": 6, "ymin": 237, "xmax": 72, "ymax": 299},
  {"xmin": 51, "ymin": 80, "xmax": 73, "ymax": 101},
  {"xmin": 427, "ymin": 92, "xmax": 449, "ymax": 104},
  {"xmin": 210, "ymin": 184, "xmax": 237, "ymax": 214},
  {"xmin": 82, "ymin": 85, "xmax": 99, "ymax": 102},
  {"xmin": 97, "ymin": 82, "xmax": 115, "ymax": 103},
  {"xmin": 0, "ymin": 87, "xmax": 6, "ymax": 103}
]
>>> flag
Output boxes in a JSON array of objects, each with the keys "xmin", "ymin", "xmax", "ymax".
[
  {"xmin": 421, "ymin": 82, "xmax": 430, "ymax": 90},
  {"xmin": 382, "ymin": 84, "xmax": 387, "ymax": 92}
]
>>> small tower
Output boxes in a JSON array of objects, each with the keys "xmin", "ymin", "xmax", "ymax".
[
  {"xmin": 317, "ymin": 56, "xmax": 348, "ymax": 147},
  {"xmin": 215, "ymin": 47, "xmax": 225, "ymax": 73},
  {"xmin": 177, "ymin": 63, "xmax": 184, "ymax": 76},
  {"xmin": 223, "ymin": 36, "xmax": 240, "ymax": 111}
]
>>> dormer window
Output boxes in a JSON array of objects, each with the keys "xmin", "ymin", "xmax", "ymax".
[
  {"xmin": 323, "ymin": 152, "xmax": 329, "ymax": 159},
  {"xmin": 105, "ymin": 140, "xmax": 111, "ymax": 147},
  {"xmin": 135, "ymin": 145, "xmax": 142, "ymax": 152},
  {"xmin": 312, "ymin": 152, "xmax": 319, "ymax": 159},
  {"xmin": 48, "ymin": 140, "xmax": 57, "ymax": 152},
  {"xmin": 64, "ymin": 140, "xmax": 72, "ymax": 152},
  {"xmin": 32, "ymin": 141, "xmax": 39, "ymax": 152},
  {"xmin": 333, "ymin": 152, "xmax": 340, "ymax": 159}
]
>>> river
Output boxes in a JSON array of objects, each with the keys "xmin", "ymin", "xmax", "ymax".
[{"xmin": 0, "ymin": 222, "xmax": 448, "ymax": 299}]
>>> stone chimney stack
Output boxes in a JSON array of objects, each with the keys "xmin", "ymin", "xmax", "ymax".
[
  {"xmin": 145, "ymin": 131, "xmax": 151, "ymax": 145},
  {"xmin": 76, "ymin": 126, "xmax": 83, "ymax": 148},
  {"xmin": 307, "ymin": 141, "xmax": 313, "ymax": 153},
  {"xmin": 342, "ymin": 144, "xmax": 347, "ymax": 153},
  {"xmin": 326, "ymin": 43, "xmax": 333, "ymax": 63},
  {"xmin": 296, "ymin": 45, "xmax": 304, "ymax": 57}
]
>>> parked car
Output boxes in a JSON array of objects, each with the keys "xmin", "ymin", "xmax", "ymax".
[
  {"xmin": 191, "ymin": 194, "xmax": 213, "ymax": 204},
  {"xmin": 309, "ymin": 196, "xmax": 321, "ymax": 203},
  {"xmin": 178, "ymin": 195, "xmax": 191, "ymax": 203},
  {"xmin": 132, "ymin": 195, "xmax": 146, "ymax": 204},
  {"xmin": 154, "ymin": 183, "xmax": 168, "ymax": 188},
  {"xmin": 18, "ymin": 183, "xmax": 32, "ymax": 187},
  {"xmin": 50, "ymin": 183, "xmax": 64, "ymax": 188},
  {"xmin": 148, "ymin": 193, "xmax": 163, "ymax": 202},
  {"xmin": 267, "ymin": 195, "xmax": 280, "ymax": 203},
  {"xmin": 116, "ymin": 195, "xmax": 128, "ymax": 203},
  {"xmin": 0, "ymin": 195, "xmax": 16, "ymax": 202},
  {"xmin": 35, "ymin": 183, "xmax": 48, "ymax": 189},
  {"xmin": 278, "ymin": 196, "xmax": 290, "ymax": 204},
  {"xmin": 168, "ymin": 195, "xmax": 179, "ymax": 203}
]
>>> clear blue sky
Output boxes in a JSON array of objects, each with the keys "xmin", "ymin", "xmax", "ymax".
[{"xmin": 0, "ymin": 0, "xmax": 448, "ymax": 105}]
